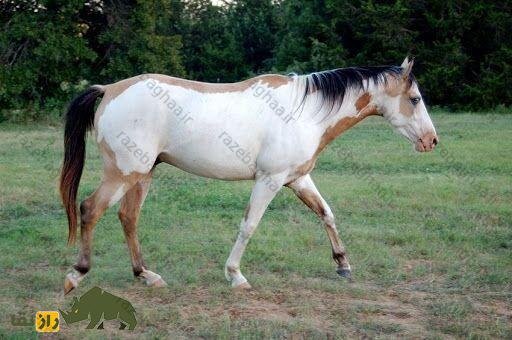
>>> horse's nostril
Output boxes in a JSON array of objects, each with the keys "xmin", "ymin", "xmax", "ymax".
[{"xmin": 432, "ymin": 137, "xmax": 438, "ymax": 146}]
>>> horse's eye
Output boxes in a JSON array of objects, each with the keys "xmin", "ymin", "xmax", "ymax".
[{"xmin": 410, "ymin": 97, "xmax": 421, "ymax": 106}]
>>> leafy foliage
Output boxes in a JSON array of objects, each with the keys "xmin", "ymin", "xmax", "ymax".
[
  {"xmin": 99, "ymin": 0, "xmax": 184, "ymax": 80},
  {"xmin": 0, "ymin": 0, "xmax": 511, "ymax": 120}
]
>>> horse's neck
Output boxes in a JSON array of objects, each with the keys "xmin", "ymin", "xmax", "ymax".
[{"xmin": 299, "ymin": 85, "xmax": 377, "ymax": 153}]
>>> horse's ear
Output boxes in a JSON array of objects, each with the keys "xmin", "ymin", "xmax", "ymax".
[
  {"xmin": 401, "ymin": 56, "xmax": 414, "ymax": 80},
  {"xmin": 400, "ymin": 56, "xmax": 410, "ymax": 69}
]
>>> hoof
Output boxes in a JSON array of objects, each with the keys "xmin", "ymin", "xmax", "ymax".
[
  {"xmin": 233, "ymin": 281, "xmax": 252, "ymax": 291},
  {"xmin": 149, "ymin": 277, "xmax": 167, "ymax": 288},
  {"xmin": 64, "ymin": 277, "xmax": 76, "ymax": 295},
  {"xmin": 139, "ymin": 269, "xmax": 167, "ymax": 287},
  {"xmin": 336, "ymin": 268, "xmax": 352, "ymax": 281},
  {"xmin": 64, "ymin": 270, "xmax": 84, "ymax": 295}
]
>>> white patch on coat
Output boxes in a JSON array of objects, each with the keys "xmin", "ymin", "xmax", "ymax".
[{"xmin": 108, "ymin": 184, "xmax": 126, "ymax": 207}]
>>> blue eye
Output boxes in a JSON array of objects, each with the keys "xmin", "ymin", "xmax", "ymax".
[{"xmin": 410, "ymin": 97, "xmax": 421, "ymax": 105}]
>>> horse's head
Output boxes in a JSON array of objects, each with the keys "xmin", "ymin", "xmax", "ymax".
[{"xmin": 375, "ymin": 57, "xmax": 438, "ymax": 152}]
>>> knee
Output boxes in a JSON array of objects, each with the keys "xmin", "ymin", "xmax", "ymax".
[
  {"xmin": 322, "ymin": 211, "xmax": 335, "ymax": 226},
  {"xmin": 238, "ymin": 222, "xmax": 257, "ymax": 241},
  {"xmin": 225, "ymin": 264, "xmax": 239, "ymax": 274}
]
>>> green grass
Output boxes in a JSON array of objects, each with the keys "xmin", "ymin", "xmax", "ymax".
[{"xmin": 0, "ymin": 113, "xmax": 511, "ymax": 338}]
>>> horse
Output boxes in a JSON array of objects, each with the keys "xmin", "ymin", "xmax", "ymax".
[{"xmin": 60, "ymin": 57, "xmax": 438, "ymax": 294}]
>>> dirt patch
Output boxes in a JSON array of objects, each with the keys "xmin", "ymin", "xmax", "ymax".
[
  {"xmin": 471, "ymin": 298, "xmax": 512, "ymax": 322},
  {"xmin": 215, "ymin": 300, "xmax": 296, "ymax": 323},
  {"xmin": 481, "ymin": 299, "xmax": 511, "ymax": 318},
  {"xmin": 174, "ymin": 284, "xmax": 429, "ymax": 336},
  {"xmin": 46, "ymin": 278, "xmax": 510, "ymax": 338}
]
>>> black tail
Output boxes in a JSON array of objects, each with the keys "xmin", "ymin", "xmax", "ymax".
[{"xmin": 60, "ymin": 86, "xmax": 104, "ymax": 245}]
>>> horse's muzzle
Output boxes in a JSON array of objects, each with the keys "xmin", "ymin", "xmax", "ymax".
[{"xmin": 415, "ymin": 132, "xmax": 438, "ymax": 152}]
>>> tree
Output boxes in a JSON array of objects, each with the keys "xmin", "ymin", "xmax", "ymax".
[
  {"xmin": 1, "ymin": 0, "xmax": 511, "ymax": 117},
  {"xmin": 0, "ymin": 0, "xmax": 96, "ymax": 119},
  {"xmin": 227, "ymin": 0, "xmax": 280, "ymax": 73},
  {"xmin": 274, "ymin": 0, "xmax": 346, "ymax": 73},
  {"xmin": 180, "ymin": 0, "xmax": 246, "ymax": 82},
  {"xmin": 99, "ymin": 0, "xmax": 184, "ymax": 81}
]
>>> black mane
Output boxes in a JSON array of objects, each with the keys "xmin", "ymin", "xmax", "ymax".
[{"xmin": 301, "ymin": 65, "xmax": 414, "ymax": 119}]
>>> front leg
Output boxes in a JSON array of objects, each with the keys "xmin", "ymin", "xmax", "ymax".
[
  {"xmin": 287, "ymin": 174, "xmax": 352, "ymax": 279},
  {"xmin": 225, "ymin": 171, "xmax": 286, "ymax": 289}
]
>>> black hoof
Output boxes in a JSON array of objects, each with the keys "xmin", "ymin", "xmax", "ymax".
[{"xmin": 336, "ymin": 268, "xmax": 352, "ymax": 281}]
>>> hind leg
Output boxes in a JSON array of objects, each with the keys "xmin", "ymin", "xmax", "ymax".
[
  {"xmin": 64, "ymin": 169, "xmax": 143, "ymax": 294},
  {"xmin": 118, "ymin": 172, "xmax": 166, "ymax": 287}
]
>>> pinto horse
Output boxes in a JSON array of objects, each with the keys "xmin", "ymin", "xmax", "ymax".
[{"xmin": 60, "ymin": 57, "xmax": 438, "ymax": 293}]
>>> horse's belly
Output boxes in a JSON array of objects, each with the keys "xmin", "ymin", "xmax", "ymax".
[
  {"xmin": 159, "ymin": 151, "xmax": 256, "ymax": 180},
  {"xmin": 160, "ymin": 126, "xmax": 262, "ymax": 180}
]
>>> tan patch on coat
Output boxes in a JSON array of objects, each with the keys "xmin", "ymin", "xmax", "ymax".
[
  {"xmin": 385, "ymin": 73, "xmax": 414, "ymax": 96},
  {"xmin": 355, "ymin": 92, "xmax": 371, "ymax": 111},
  {"xmin": 384, "ymin": 75, "xmax": 416, "ymax": 117},
  {"xmin": 354, "ymin": 92, "xmax": 380, "ymax": 116},
  {"xmin": 399, "ymin": 93, "xmax": 415, "ymax": 117},
  {"xmin": 384, "ymin": 75, "xmax": 403, "ymax": 97},
  {"xmin": 258, "ymin": 75, "xmax": 291, "ymax": 89},
  {"xmin": 99, "ymin": 140, "xmax": 147, "ymax": 184},
  {"xmin": 296, "ymin": 188, "xmax": 325, "ymax": 217}
]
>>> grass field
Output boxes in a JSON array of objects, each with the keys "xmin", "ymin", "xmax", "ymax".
[{"xmin": 0, "ymin": 113, "xmax": 511, "ymax": 338}]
